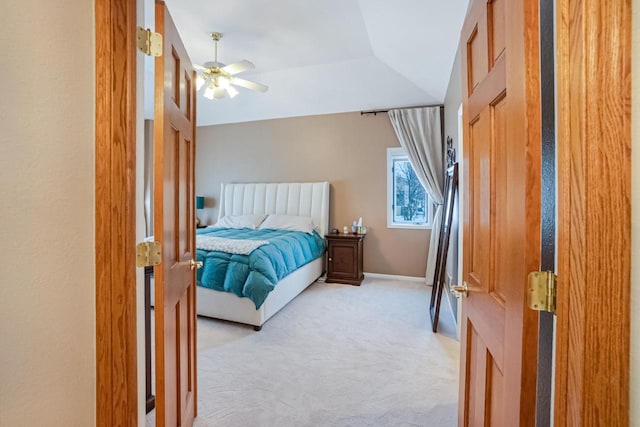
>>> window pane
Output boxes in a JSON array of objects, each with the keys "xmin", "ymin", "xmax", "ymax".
[{"xmin": 393, "ymin": 158, "xmax": 428, "ymax": 224}]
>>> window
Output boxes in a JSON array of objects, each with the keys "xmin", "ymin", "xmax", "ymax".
[{"xmin": 387, "ymin": 147, "xmax": 433, "ymax": 229}]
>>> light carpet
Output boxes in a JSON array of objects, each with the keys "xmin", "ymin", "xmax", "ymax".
[{"xmin": 147, "ymin": 277, "xmax": 460, "ymax": 427}]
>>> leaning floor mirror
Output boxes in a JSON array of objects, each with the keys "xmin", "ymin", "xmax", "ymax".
[{"xmin": 429, "ymin": 162, "xmax": 459, "ymax": 333}]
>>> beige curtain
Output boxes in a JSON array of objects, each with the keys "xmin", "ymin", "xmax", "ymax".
[
  {"xmin": 144, "ymin": 120, "xmax": 154, "ymax": 237},
  {"xmin": 388, "ymin": 107, "xmax": 444, "ymax": 285}
]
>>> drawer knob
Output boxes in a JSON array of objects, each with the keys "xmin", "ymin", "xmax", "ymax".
[{"xmin": 328, "ymin": 258, "xmax": 332, "ymax": 262}]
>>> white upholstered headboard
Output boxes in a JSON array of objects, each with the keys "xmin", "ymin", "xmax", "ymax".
[{"xmin": 217, "ymin": 182, "xmax": 331, "ymax": 236}]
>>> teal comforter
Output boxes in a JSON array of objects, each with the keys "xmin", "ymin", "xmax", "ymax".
[{"xmin": 195, "ymin": 228, "xmax": 326, "ymax": 309}]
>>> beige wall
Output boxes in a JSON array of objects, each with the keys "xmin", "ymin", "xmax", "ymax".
[
  {"xmin": 0, "ymin": 1, "xmax": 95, "ymax": 425},
  {"xmin": 443, "ymin": 46, "xmax": 463, "ymax": 319},
  {"xmin": 631, "ymin": 0, "xmax": 639, "ymax": 424},
  {"xmin": 443, "ymin": 48, "xmax": 463, "ymax": 159},
  {"xmin": 196, "ymin": 112, "xmax": 431, "ymax": 277}
]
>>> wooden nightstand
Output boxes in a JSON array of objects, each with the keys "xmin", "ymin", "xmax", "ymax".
[{"xmin": 325, "ymin": 234, "xmax": 365, "ymax": 286}]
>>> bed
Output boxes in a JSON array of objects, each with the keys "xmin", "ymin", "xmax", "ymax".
[{"xmin": 195, "ymin": 182, "xmax": 330, "ymax": 330}]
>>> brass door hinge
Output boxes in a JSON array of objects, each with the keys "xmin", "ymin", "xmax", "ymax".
[
  {"xmin": 137, "ymin": 27, "xmax": 162, "ymax": 57},
  {"xmin": 527, "ymin": 271, "xmax": 557, "ymax": 314},
  {"xmin": 136, "ymin": 241, "xmax": 162, "ymax": 267}
]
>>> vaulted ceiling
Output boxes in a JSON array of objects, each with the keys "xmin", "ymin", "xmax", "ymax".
[{"xmin": 144, "ymin": 0, "xmax": 469, "ymax": 126}]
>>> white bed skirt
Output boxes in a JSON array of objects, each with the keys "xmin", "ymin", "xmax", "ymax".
[{"xmin": 196, "ymin": 256, "xmax": 324, "ymax": 328}]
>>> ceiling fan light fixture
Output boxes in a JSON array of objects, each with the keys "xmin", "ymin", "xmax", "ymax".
[
  {"xmin": 226, "ymin": 86, "xmax": 239, "ymax": 99},
  {"xmin": 196, "ymin": 75, "xmax": 207, "ymax": 91},
  {"xmin": 216, "ymin": 76, "xmax": 231, "ymax": 89},
  {"xmin": 195, "ymin": 31, "xmax": 267, "ymax": 101},
  {"xmin": 203, "ymin": 85, "xmax": 215, "ymax": 100},
  {"xmin": 213, "ymin": 87, "xmax": 226, "ymax": 100}
]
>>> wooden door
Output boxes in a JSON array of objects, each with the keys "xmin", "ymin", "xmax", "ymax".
[
  {"xmin": 458, "ymin": 0, "xmax": 541, "ymax": 425},
  {"xmin": 153, "ymin": 1, "xmax": 197, "ymax": 426}
]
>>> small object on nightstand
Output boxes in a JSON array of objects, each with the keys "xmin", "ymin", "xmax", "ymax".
[
  {"xmin": 343, "ymin": 226, "xmax": 349, "ymax": 234},
  {"xmin": 331, "ymin": 228, "xmax": 340, "ymax": 234},
  {"xmin": 325, "ymin": 233, "xmax": 365, "ymax": 286}
]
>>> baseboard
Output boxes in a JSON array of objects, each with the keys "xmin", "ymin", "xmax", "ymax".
[{"xmin": 363, "ymin": 272, "xmax": 426, "ymax": 283}]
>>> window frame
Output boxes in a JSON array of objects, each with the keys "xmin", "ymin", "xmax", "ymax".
[{"xmin": 386, "ymin": 147, "xmax": 433, "ymax": 230}]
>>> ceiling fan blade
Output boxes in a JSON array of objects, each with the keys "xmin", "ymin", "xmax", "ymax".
[
  {"xmin": 231, "ymin": 77, "xmax": 268, "ymax": 93},
  {"xmin": 222, "ymin": 60, "xmax": 255, "ymax": 75},
  {"xmin": 194, "ymin": 64, "xmax": 209, "ymax": 71}
]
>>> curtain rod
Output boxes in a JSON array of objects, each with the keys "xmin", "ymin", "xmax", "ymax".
[{"xmin": 360, "ymin": 104, "xmax": 444, "ymax": 116}]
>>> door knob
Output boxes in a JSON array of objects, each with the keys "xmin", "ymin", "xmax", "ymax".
[
  {"xmin": 190, "ymin": 259, "xmax": 203, "ymax": 270},
  {"xmin": 451, "ymin": 282, "xmax": 468, "ymax": 298}
]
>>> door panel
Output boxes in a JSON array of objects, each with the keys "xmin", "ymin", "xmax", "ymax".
[
  {"xmin": 154, "ymin": 1, "xmax": 197, "ymax": 426},
  {"xmin": 492, "ymin": 94, "xmax": 508, "ymax": 303},
  {"xmin": 487, "ymin": 357, "xmax": 504, "ymax": 426},
  {"xmin": 459, "ymin": 0, "xmax": 541, "ymax": 425},
  {"xmin": 467, "ymin": 27, "xmax": 487, "ymax": 93},
  {"xmin": 466, "ymin": 326, "xmax": 484, "ymax": 426},
  {"xmin": 333, "ymin": 246, "xmax": 355, "ymax": 275},
  {"xmin": 489, "ymin": 0, "xmax": 506, "ymax": 65},
  {"xmin": 468, "ymin": 111, "xmax": 489, "ymax": 289},
  {"xmin": 466, "ymin": 326, "xmax": 505, "ymax": 426}
]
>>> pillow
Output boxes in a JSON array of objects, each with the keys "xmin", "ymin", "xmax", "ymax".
[
  {"xmin": 211, "ymin": 214, "xmax": 267, "ymax": 230},
  {"xmin": 258, "ymin": 214, "xmax": 316, "ymax": 234}
]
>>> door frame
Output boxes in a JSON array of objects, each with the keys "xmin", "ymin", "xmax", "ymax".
[
  {"xmin": 554, "ymin": 0, "xmax": 631, "ymax": 424},
  {"xmin": 93, "ymin": 0, "xmax": 632, "ymax": 425},
  {"xmin": 95, "ymin": 0, "xmax": 138, "ymax": 425}
]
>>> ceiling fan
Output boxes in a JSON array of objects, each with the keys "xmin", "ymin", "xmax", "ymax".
[{"xmin": 194, "ymin": 32, "xmax": 268, "ymax": 100}]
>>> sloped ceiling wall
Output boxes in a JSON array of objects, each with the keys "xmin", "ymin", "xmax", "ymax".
[{"xmin": 144, "ymin": 0, "xmax": 469, "ymax": 126}]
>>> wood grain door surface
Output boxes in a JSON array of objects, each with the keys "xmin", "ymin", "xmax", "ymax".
[
  {"xmin": 459, "ymin": 0, "xmax": 541, "ymax": 425},
  {"xmin": 153, "ymin": 1, "xmax": 198, "ymax": 426}
]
